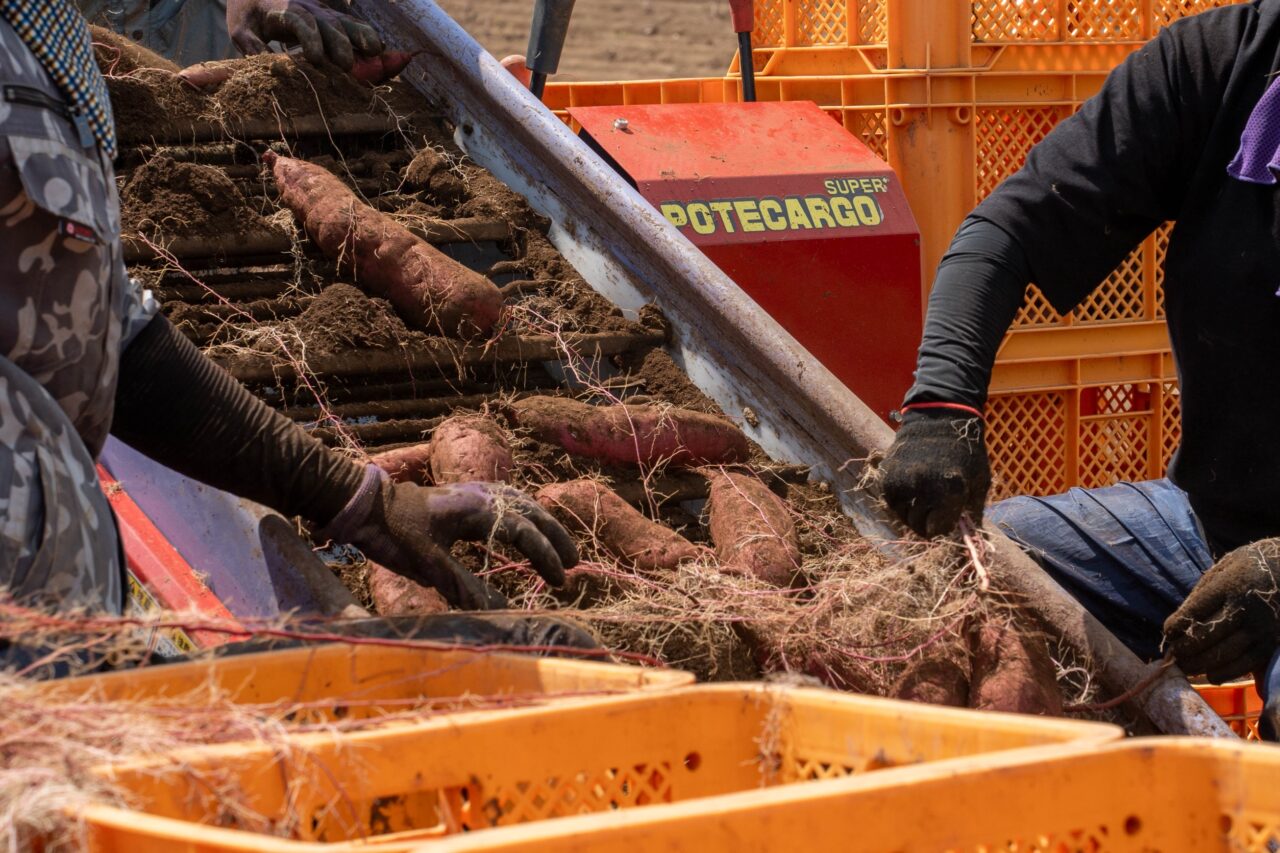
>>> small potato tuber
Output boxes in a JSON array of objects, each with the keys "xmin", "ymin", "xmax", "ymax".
[{"xmin": 536, "ymin": 479, "xmax": 698, "ymax": 573}]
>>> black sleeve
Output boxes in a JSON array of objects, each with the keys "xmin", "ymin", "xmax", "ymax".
[
  {"xmin": 974, "ymin": 8, "xmax": 1247, "ymax": 313},
  {"xmin": 902, "ymin": 215, "xmax": 1030, "ymax": 409},
  {"xmin": 111, "ymin": 314, "xmax": 366, "ymax": 526}
]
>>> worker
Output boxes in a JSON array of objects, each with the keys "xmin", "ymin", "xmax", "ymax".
[
  {"xmin": 77, "ymin": 0, "xmax": 382, "ymax": 68},
  {"xmin": 0, "ymin": 3, "xmax": 578, "ymax": 629},
  {"xmin": 879, "ymin": 0, "xmax": 1280, "ymax": 688}
]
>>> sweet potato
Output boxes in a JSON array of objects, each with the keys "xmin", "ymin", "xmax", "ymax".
[
  {"xmin": 428, "ymin": 415, "xmax": 514, "ymax": 485},
  {"xmin": 536, "ymin": 479, "xmax": 698, "ymax": 573},
  {"xmin": 263, "ymin": 152, "xmax": 503, "ymax": 338},
  {"xmin": 506, "ymin": 397, "xmax": 749, "ymax": 468},
  {"xmin": 367, "ymin": 561, "xmax": 449, "ymax": 616},
  {"xmin": 350, "ymin": 51, "xmax": 416, "ymax": 85},
  {"xmin": 891, "ymin": 656, "xmax": 970, "ymax": 708},
  {"xmin": 371, "ymin": 442, "xmax": 434, "ymax": 485},
  {"xmin": 707, "ymin": 471, "xmax": 801, "ymax": 587},
  {"xmin": 177, "ymin": 59, "xmax": 236, "ymax": 90},
  {"xmin": 968, "ymin": 621, "xmax": 1064, "ymax": 716}
]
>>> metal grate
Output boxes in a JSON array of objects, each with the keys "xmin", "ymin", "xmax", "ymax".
[
  {"xmin": 985, "ymin": 390, "xmax": 1069, "ymax": 500},
  {"xmin": 795, "ymin": 0, "xmax": 849, "ymax": 46}
]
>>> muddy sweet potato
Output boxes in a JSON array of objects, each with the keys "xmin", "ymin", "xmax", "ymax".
[
  {"xmin": 350, "ymin": 51, "xmax": 416, "ymax": 85},
  {"xmin": 177, "ymin": 59, "xmax": 236, "ymax": 90},
  {"xmin": 536, "ymin": 479, "xmax": 698, "ymax": 573},
  {"xmin": 891, "ymin": 655, "xmax": 970, "ymax": 708},
  {"xmin": 428, "ymin": 415, "xmax": 514, "ymax": 485},
  {"xmin": 371, "ymin": 442, "xmax": 434, "ymax": 485},
  {"xmin": 707, "ymin": 471, "xmax": 801, "ymax": 587},
  {"xmin": 968, "ymin": 620, "xmax": 1064, "ymax": 716},
  {"xmin": 367, "ymin": 561, "xmax": 449, "ymax": 616},
  {"xmin": 506, "ymin": 397, "xmax": 749, "ymax": 468},
  {"xmin": 263, "ymin": 152, "xmax": 503, "ymax": 338}
]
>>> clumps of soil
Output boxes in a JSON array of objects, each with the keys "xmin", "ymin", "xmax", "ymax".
[
  {"xmin": 618, "ymin": 348, "xmax": 722, "ymax": 415},
  {"xmin": 121, "ymin": 155, "xmax": 271, "ymax": 238},
  {"xmin": 286, "ymin": 284, "xmax": 427, "ymax": 356},
  {"xmin": 209, "ymin": 54, "xmax": 384, "ymax": 121}
]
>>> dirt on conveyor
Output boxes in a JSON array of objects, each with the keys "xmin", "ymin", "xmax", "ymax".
[{"xmin": 111, "ymin": 51, "xmax": 1069, "ymax": 715}]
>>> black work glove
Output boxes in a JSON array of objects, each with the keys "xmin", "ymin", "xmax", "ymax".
[
  {"xmin": 227, "ymin": 0, "xmax": 383, "ymax": 69},
  {"xmin": 879, "ymin": 408, "xmax": 991, "ymax": 538},
  {"xmin": 1163, "ymin": 538, "xmax": 1280, "ymax": 684},
  {"xmin": 325, "ymin": 465, "xmax": 579, "ymax": 611}
]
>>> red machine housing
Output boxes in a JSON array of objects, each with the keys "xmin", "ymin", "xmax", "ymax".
[{"xmin": 571, "ymin": 101, "xmax": 922, "ymax": 422}]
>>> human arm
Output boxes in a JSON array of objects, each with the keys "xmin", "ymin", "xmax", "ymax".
[
  {"xmin": 879, "ymin": 9, "xmax": 1247, "ymax": 537},
  {"xmin": 110, "ymin": 315, "xmax": 577, "ymax": 609}
]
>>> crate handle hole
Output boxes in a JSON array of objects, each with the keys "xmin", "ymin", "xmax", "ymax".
[
  {"xmin": 1124, "ymin": 815, "xmax": 1142, "ymax": 835},
  {"xmin": 952, "ymin": 106, "xmax": 972, "ymax": 124},
  {"xmin": 889, "ymin": 107, "xmax": 908, "ymax": 126},
  {"xmin": 683, "ymin": 751, "xmax": 702, "ymax": 771}
]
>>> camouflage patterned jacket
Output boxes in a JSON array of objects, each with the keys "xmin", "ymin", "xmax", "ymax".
[{"xmin": 0, "ymin": 17, "xmax": 156, "ymax": 458}]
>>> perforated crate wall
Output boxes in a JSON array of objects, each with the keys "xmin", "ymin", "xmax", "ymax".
[
  {"xmin": 750, "ymin": 0, "xmax": 1248, "ymax": 48},
  {"xmin": 986, "ymin": 381, "xmax": 1181, "ymax": 500}
]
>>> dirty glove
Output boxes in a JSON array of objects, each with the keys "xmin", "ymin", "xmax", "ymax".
[
  {"xmin": 1163, "ymin": 538, "xmax": 1280, "ymax": 684},
  {"xmin": 325, "ymin": 465, "xmax": 579, "ymax": 611},
  {"xmin": 879, "ymin": 407, "xmax": 990, "ymax": 538},
  {"xmin": 227, "ymin": 0, "xmax": 384, "ymax": 69}
]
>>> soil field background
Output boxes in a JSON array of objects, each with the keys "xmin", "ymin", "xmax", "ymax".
[{"xmin": 434, "ymin": 0, "xmax": 737, "ymax": 81}]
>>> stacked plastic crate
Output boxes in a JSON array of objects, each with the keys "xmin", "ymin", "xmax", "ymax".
[{"xmin": 545, "ymin": 0, "xmax": 1247, "ymax": 499}]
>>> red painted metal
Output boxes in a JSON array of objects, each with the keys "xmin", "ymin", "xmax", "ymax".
[
  {"xmin": 98, "ymin": 465, "xmax": 240, "ymax": 649},
  {"xmin": 570, "ymin": 101, "xmax": 923, "ymax": 422}
]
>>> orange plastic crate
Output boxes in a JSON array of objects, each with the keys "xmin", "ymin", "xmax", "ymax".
[
  {"xmin": 401, "ymin": 738, "xmax": 1280, "ymax": 852},
  {"xmin": 1196, "ymin": 681, "xmax": 1265, "ymax": 741},
  {"xmin": 81, "ymin": 685, "xmax": 1119, "ymax": 852}
]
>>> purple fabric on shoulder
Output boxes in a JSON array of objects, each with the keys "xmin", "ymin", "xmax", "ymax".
[{"xmin": 1228, "ymin": 76, "xmax": 1280, "ymax": 185}]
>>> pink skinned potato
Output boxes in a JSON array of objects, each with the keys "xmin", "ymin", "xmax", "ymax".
[
  {"xmin": 263, "ymin": 151, "xmax": 503, "ymax": 338},
  {"xmin": 536, "ymin": 479, "xmax": 698, "ymax": 573},
  {"xmin": 371, "ymin": 442, "xmax": 434, "ymax": 485},
  {"xmin": 367, "ymin": 561, "xmax": 449, "ymax": 616},
  {"xmin": 707, "ymin": 470, "xmax": 802, "ymax": 587},
  {"xmin": 506, "ymin": 396, "xmax": 749, "ymax": 469},
  {"xmin": 427, "ymin": 415, "xmax": 514, "ymax": 485}
]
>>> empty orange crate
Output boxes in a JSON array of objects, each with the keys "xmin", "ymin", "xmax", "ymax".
[
  {"xmin": 37, "ymin": 642, "xmax": 693, "ymax": 724},
  {"xmin": 403, "ymin": 738, "xmax": 1280, "ymax": 852},
  {"xmin": 81, "ymin": 685, "xmax": 1119, "ymax": 852}
]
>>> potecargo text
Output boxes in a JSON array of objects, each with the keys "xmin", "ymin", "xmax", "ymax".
[{"xmin": 660, "ymin": 177, "xmax": 889, "ymax": 236}]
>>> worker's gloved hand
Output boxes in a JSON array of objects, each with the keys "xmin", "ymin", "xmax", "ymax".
[
  {"xmin": 1163, "ymin": 538, "xmax": 1280, "ymax": 684},
  {"xmin": 879, "ymin": 407, "xmax": 990, "ymax": 538},
  {"xmin": 324, "ymin": 465, "xmax": 579, "ymax": 611},
  {"xmin": 226, "ymin": 0, "xmax": 383, "ymax": 70}
]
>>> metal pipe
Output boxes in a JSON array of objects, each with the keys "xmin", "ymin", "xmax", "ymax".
[{"xmin": 352, "ymin": 0, "xmax": 1232, "ymax": 737}]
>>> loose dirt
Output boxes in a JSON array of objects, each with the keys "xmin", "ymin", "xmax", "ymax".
[{"xmin": 121, "ymin": 155, "xmax": 271, "ymax": 238}]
